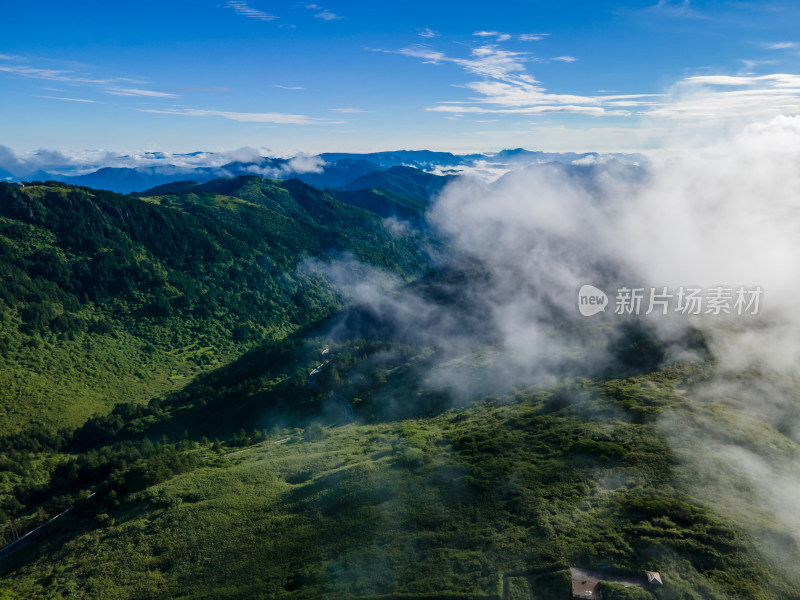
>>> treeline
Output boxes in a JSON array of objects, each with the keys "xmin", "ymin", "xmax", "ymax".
[
  {"xmin": 0, "ymin": 181, "xmax": 346, "ymax": 345},
  {"xmin": 0, "ymin": 436, "xmax": 203, "ymax": 548}
]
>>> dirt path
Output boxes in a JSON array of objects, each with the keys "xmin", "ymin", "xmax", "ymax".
[{"xmin": 570, "ymin": 567, "xmax": 645, "ymax": 598}]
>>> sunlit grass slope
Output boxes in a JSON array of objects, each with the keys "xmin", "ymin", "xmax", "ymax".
[{"xmin": 2, "ymin": 363, "xmax": 796, "ymax": 599}]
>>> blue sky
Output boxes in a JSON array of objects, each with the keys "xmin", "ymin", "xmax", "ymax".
[{"xmin": 2, "ymin": 0, "xmax": 800, "ymax": 155}]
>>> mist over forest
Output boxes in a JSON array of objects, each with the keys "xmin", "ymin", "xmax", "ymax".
[{"xmin": 4, "ymin": 1, "xmax": 800, "ymax": 597}]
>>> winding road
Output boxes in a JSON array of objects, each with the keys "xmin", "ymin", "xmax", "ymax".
[{"xmin": 308, "ymin": 347, "xmax": 355, "ymax": 427}]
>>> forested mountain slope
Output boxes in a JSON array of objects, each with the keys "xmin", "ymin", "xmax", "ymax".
[{"xmin": 0, "ymin": 178, "xmax": 430, "ymax": 434}]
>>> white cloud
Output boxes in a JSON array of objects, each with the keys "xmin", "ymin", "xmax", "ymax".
[
  {"xmin": 224, "ymin": 146, "xmax": 266, "ymax": 163},
  {"xmin": 225, "ymin": 0, "xmax": 277, "ymax": 21},
  {"xmin": 105, "ymin": 88, "xmax": 178, "ymax": 98},
  {"xmin": 394, "ymin": 39, "xmax": 800, "ymax": 129},
  {"xmin": 472, "ymin": 30, "xmax": 511, "ymax": 42},
  {"xmin": 286, "ymin": 153, "xmax": 326, "ymax": 173},
  {"xmin": 397, "ymin": 44, "xmax": 529, "ymax": 81},
  {"xmin": 138, "ymin": 107, "xmax": 344, "ymax": 125},
  {"xmin": 427, "ymin": 160, "xmax": 510, "ymax": 182},
  {"xmin": 741, "ymin": 59, "xmax": 778, "ymax": 71},
  {"xmin": 419, "ymin": 28, "xmax": 439, "ymax": 38},
  {"xmin": 307, "ymin": 4, "xmax": 342, "ymax": 20},
  {"xmin": 766, "ymin": 42, "xmax": 798, "ymax": 50},
  {"xmin": 37, "ymin": 95, "xmax": 97, "ymax": 103},
  {"xmin": 683, "ymin": 74, "xmax": 767, "ymax": 86},
  {"xmin": 0, "ymin": 64, "xmax": 121, "ymax": 85},
  {"xmin": 273, "ymin": 84, "xmax": 305, "ymax": 90},
  {"xmin": 397, "ymin": 44, "xmax": 659, "ymax": 117},
  {"xmin": 428, "ymin": 104, "xmax": 610, "ymax": 116},
  {"xmin": 650, "ymin": 0, "xmax": 705, "ymax": 19},
  {"xmin": 234, "ymin": 152, "xmax": 328, "ymax": 177},
  {"xmin": 0, "ymin": 146, "xmax": 83, "ymax": 176},
  {"xmin": 315, "ymin": 9, "xmax": 341, "ymax": 20},
  {"xmin": 519, "ymin": 33, "xmax": 548, "ymax": 42},
  {"xmin": 651, "ymin": 73, "xmax": 800, "ymax": 121},
  {"xmin": 0, "ymin": 60, "xmax": 170, "ymax": 102}
]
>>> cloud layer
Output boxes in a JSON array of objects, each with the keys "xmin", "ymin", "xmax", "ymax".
[{"xmin": 311, "ymin": 114, "xmax": 800, "ymax": 576}]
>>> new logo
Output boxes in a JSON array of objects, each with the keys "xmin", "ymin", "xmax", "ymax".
[{"xmin": 578, "ymin": 285, "xmax": 608, "ymax": 316}]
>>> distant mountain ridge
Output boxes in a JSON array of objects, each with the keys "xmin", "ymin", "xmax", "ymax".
[
  {"xmin": 4, "ymin": 149, "xmax": 647, "ymax": 194},
  {"xmin": 342, "ymin": 166, "xmax": 458, "ymax": 199}
]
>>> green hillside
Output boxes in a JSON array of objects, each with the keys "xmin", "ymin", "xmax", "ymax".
[
  {"xmin": 0, "ymin": 178, "xmax": 430, "ymax": 434},
  {"xmin": 0, "ymin": 179, "xmax": 797, "ymax": 600},
  {"xmin": 1, "ymin": 355, "xmax": 797, "ymax": 599},
  {"xmin": 342, "ymin": 166, "xmax": 455, "ymax": 199},
  {"xmin": 328, "ymin": 187, "xmax": 429, "ymax": 226}
]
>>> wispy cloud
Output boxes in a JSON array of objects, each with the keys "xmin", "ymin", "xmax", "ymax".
[
  {"xmin": 474, "ymin": 31, "xmax": 550, "ymax": 42},
  {"xmin": 37, "ymin": 95, "xmax": 97, "ymax": 103},
  {"xmin": 419, "ymin": 28, "xmax": 439, "ymax": 38},
  {"xmin": 0, "ymin": 60, "xmax": 173, "ymax": 103},
  {"xmin": 648, "ymin": 0, "xmax": 707, "ymax": 19},
  {"xmin": 139, "ymin": 107, "xmax": 344, "ymax": 125},
  {"xmin": 316, "ymin": 10, "xmax": 341, "ymax": 20},
  {"xmin": 429, "ymin": 104, "xmax": 609, "ymax": 116},
  {"xmin": 330, "ymin": 107, "xmax": 368, "ymax": 113},
  {"xmin": 393, "ymin": 43, "xmax": 661, "ymax": 118},
  {"xmin": 651, "ymin": 73, "xmax": 800, "ymax": 120},
  {"xmin": 273, "ymin": 84, "xmax": 305, "ymax": 90},
  {"xmin": 741, "ymin": 59, "xmax": 778, "ymax": 71},
  {"xmin": 552, "ymin": 56, "xmax": 577, "ymax": 63},
  {"xmin": 225, "ymin": 0, "xmax": 277, "ymax": 21},
  {"xmin": 396, "ymin": 44, "xmax": 530, "ymax": 81},
  {"xmin": 0, "ymin": 64, "xmax": 128, "ymax": 85},
  {"xmin": 306, "ymin": 3, "xmax": 342, "ymax": 20},
  {"xmin": 767, "ymin": 42, "xmax": 798, "ymax": 50},
  {"xmin": 473, "ymin": 30, "xmax": 511, "ymax": 42},
  {"xmin": 519, "ymin": 33, "xmax": 548, "ymax": 42},
  {"xmin": 105, "ymin": 87, "xmax": 179, "ymax": 98}
]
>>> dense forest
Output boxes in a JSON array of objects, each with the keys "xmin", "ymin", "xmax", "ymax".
[{"xmin": 0, "ymin": 178, "xmax": 431, "ymax": 434}]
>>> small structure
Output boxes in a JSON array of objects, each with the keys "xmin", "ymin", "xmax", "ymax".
[{"xmin": 646, "ymin": 571, "xmax": 663, "ymax": 586}]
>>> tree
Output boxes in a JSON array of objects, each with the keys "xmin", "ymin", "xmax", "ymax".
[{"xmin": 303, "ymin": 423, "xmax": 324, "ymax": 442}]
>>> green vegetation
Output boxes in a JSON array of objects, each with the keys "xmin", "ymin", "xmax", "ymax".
[
  {"xmin": 1, "ymin": 352, "xmax": 797, "ymax": 599},
  {"xmin": 329, "ymin": 187, "xmax": 429, "ymax": 226},
  {"xmin": 598, "ymin": 581, "xmax": 654, "ymax": 600},
  {"xmin": 0, "ymin": 178, "xmax": 430, "ymax": 433},
  {"xmin": 1, "ymin": 178, "xmax": 798, "ymax": 599}
]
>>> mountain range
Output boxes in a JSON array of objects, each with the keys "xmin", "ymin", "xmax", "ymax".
[
  {"xmin": 1, "ymin": 162, "xmax": 792, "ymax": 600},
  {"xmin": 2, "ymin": 149, "xmax": 647, "ymax": 194}
]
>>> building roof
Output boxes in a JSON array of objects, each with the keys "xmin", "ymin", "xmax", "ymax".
[{"xmin": 646, "ymin": 571, "xmax": 663, "ymax": 585}]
